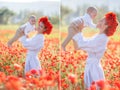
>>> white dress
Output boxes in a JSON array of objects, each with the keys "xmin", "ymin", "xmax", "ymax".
[
  {"xmin": 20, "ymin": 34, "xmax": 44, "ymax": 74},
  {"xmin": 73, "ymin": 32, "xmax": 108, "ymax": 88}
]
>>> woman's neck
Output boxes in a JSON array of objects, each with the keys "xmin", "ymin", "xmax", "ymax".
[
  {"xmin": 37, "ymin": 32, "xmax": 43, "ymax": 34},
  {"xmin": 99, "ymin": 29, "xmax": 105, "ymax": 34}
]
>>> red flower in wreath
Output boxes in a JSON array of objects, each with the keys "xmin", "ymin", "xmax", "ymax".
[
  {"xmin": 38, "ymin": 16, "xmax": 53, "ymax": 35},
  {"xmin": 105, "ymin": 12, "xmax": 118, "ymax": 36}
]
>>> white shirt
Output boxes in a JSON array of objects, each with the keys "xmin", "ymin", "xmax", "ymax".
[
  {"xmin": 20, "ymin": 22, "xmax": 35, "ymax": 35},
  {"xmin": 72, "ymin": 13, "xmax": 96, "ymax": 28}
]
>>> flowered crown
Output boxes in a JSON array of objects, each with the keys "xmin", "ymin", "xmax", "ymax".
[
  {"xmin": 105, "ymin": 12, "xmax": 118, "ymax": 36},
  {"xmin": 38, "ymin": 16, "xmax": 53, "ymax": 35}
]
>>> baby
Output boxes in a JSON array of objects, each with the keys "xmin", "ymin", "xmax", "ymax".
[
  {"xmin": 62, "ymin": 7, "xmax": 97, "ymax": 51},
  {"xmin": 7, "ymin": 15, "xmax": 36, "ymax": 47}
]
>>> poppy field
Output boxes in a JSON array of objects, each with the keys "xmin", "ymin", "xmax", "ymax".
[{"xmin": 0, "ymin": 25, "xmax": 120, "ymax": 90}]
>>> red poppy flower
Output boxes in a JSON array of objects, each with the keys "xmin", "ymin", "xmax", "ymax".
[
  {"xmin": 14, "ymin": 63, "xmax": 22, "ymax": 71},
  {"xmin": 68, "ymin": 73, "xmax": 77, "ymax": 84},
  {"xmin": 0, "ymin": 72, "xmax": 6, "ymax": 84},
  {"xmin": 30, "ymin": 69, "xmax": 38, "ymax": 75}
]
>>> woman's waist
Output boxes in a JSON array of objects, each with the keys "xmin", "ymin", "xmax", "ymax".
[
  {"xmin": 86, "ymin": 57, "xmax": 101, "ymax": 64},
  {"xmin": 27, "ymin": 51, "xmax": 39, "ymax": 55}
]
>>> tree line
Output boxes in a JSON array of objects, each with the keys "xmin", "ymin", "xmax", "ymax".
[
  {"xmin": 0, "ymin": 6, "xmax": 120, "ymax": 25},
  {"xmin": 0, "ymin": 7, "xmax": 59, "ymax": 26}
]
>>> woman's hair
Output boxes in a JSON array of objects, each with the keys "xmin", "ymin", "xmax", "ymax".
[
  {"xmin": 38, "ymin": 16, "xmax": 53, "ymax": 35},
  {"xmin": 105, "ymin": 12, "xmax": 118, "ymax": 36}
]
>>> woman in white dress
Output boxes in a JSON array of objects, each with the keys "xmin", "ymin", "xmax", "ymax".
[
  {"xmin": 19, "ymin": 17, "xmax": 53, "ymax": 75},
  {"xmin": 72, "ymin": 12, "xmax": 118, "ymax": 89}
]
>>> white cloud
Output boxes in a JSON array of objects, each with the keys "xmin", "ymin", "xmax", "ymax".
[{"xmin": 0, "ymin": 0, "xmax": 60, "ymax": 3}]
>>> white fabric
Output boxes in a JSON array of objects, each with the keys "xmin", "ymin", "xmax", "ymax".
[
  {"xmin": 72, "ymin": 13, "xmax": 96, "ymax": 28},
  {"xmin": 20, "ymin": 34, "xmax": 44, "ymax": 74},
  {"xmin": 20, "ymin": 22, "xmax": 35, "ymax": 35},
  {"xmin": 73, "ymin": 32, "xmax": 108, "ymax": 88}
]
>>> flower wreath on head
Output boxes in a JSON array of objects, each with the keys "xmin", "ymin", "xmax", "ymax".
[
  {"xmin": 105, "ymin": 12, "xmax": 118, "ymax": 36},
  {"xmin": 38, "ymin": 16, "xmax": 53, "ymax": 35}
]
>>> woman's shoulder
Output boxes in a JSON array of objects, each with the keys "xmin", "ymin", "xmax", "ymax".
[
  {"xmin": 96, "ymin": 33, "xmax": 108, "ymax": 42},
  {"xmin": 98, "ymin": 33, "xmax": 108, "ymax": 38},
  {"xmin": 32, "ymin": 34, "xmax": 44, "ymax": 40},
  {"xmin": 37, "ymin": 34, "xmax": 44, "ymax": 39}
]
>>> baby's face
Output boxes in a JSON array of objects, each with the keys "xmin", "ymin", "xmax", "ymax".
[
  {"xmin": 89, "ymin": 10, "xmax": 97, "ymax": 19},
  {"xmin": 29, "ymin": 18, "xmax": 36, "ymax": 25}
]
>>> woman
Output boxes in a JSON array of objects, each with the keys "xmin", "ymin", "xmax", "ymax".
[
  {"xmin": 72, "ymin": 12, "xmax": 118, "ymax": 89},
  {"xmin": 19, "ymin": 17, "xmax": 52, "ymax": 75}
]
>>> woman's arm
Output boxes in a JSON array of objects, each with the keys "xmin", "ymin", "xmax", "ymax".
[
  {"xmin": 73, "ymin": 33, "xmax": 107, "ymax": 52},
  {"xmin": 18, "ymin": 28, "xmax": 44, "ymax": 50},
  {"xmin": 20, "ymin": 35, "xmax": 44, "ymax": 50}
]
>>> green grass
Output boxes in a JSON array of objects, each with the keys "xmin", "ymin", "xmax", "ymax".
[
  {"xmin": 0, "ymin": 24, "xmax": 19, "ymax": 30},
  {"xmin": 0, "ymin": 24, "xmax": 59, "ymax": 30}
]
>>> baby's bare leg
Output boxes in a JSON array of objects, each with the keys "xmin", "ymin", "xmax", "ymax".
[
  {"xmin": 61, "ymin": 26, "xmax": 78, "ymax": 51},
  {"xmin": 7, "ymin": 28, "xmax": 22, "ymax": 47}
]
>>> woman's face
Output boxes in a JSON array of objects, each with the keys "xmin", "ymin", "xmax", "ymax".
[
  {"xmin": 96, "ymin": 18, "xmax": 108, "ymax": 33},
  {"xmin": 37, "ymin": 22, "xmax": 46, "ymax": 33}
]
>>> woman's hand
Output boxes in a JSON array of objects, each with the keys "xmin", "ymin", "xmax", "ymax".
[
  {"xmin": 17, "ymin": 28, "xmax": 25, "ymax": 37},
  {"xmin": 77, "ymin": 19, "xmax": 84, "ymax": 32},
  {"xmin": 71, "ymin": 19, "xmax": 84, "ymax": 32}
]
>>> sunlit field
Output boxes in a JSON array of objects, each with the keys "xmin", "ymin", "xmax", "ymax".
[{"xmin": 0, "ymin": 25, "xmax": 120, "ymax": 90}]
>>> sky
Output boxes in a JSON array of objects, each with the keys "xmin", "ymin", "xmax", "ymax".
[
  {"xmin": 62, "ymin": 0, "xmax": 120, "ymax": 12},
  {"xmin": 0, "ymin": 0, "xmax": 120, "ymax": 16},
  {"xmin": 0, "ymin": 0, "xmax": 60, "ymax": 2},
  {"xmin": 0, "ymin": 0, "xmax": 60, "ymax": 16}
]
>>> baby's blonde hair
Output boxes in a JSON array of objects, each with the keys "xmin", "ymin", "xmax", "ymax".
[
  {"xmin": 87, "ymin": 7, "xmax": 97, "ymax": 13},
  {"xmin": 29, "ymin": 15, "xmax": 36, "ymax": 20}
]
